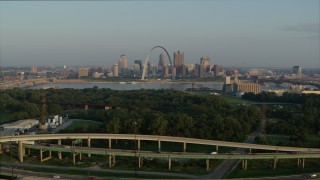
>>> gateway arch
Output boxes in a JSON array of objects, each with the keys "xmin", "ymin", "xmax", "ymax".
[{"xmin": 141, "ymin": 46, "xmax": 175, "ymax": 80}]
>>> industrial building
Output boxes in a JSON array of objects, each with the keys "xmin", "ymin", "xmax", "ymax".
[{"xmin": 0, "ymin": 119, "xmax": 39, "ymax": 131}]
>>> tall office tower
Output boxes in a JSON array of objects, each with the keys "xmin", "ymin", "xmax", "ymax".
[
  {"xmin": 134, "ymin": 60, "xmax": 142, "ymax": 71},
  {"xmin": 174, "ymin": 50, "xmax": 184, "ymax": 75},
  {"xmin": 213, "ymin": 64, "xmax": 221, "ymax": 76},
  {"xmin": 113, "ymin": 64, "xmax": 119, "ymax": 77},
  {"xmin": 164, "ymin": 66, "xmax": 170, "ymax": 78},
  {"xmin": 119, "ymin": 55, "xmax": 128, "ymax": 69},
  {"xmin": 200, "ymin": 57, "xmax": 210, "ymax": 69},
  {"xmin": 63, "ymin": 65, "xmax": 67, "ymax": 78},
  {"xmin": 181, "ymin": 64, "xmax": 187, "ymax": 77},
  {"xmin": 133, "ymin": 64, "xmax": 140, "ymax": 74},
  {"xmin": 198, "ymin": 64, "xmax": 205, "ymax": 77},
  {"xmin": 159, "ymin": 52, "xmax": 166, "ymax": 68},
  {"xmin": 194, "ymin": 64, "xmax": 200, "ymax": 77},
  {"xmin": 186, "ymin": 64, "xmax": 194, "ymax": 76},
  {"xmin": 292, "ymin": 66, "xmax": 302, "ymax": 77},
  {"xmin": 233, "ymin": 69, "xmax": 239, "ymax": 78},
  {"xmin": 225, "ymin": 76, "xmax": 231, "ymax": 85},
  {"xmin": 31, "ymin": 66, "xmax": 37, "ymax": 73},
  {"xmin": 78, "ymin": 67, "xmax": 89, "ymax": 78}
]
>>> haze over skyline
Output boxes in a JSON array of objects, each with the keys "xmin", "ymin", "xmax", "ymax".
[{"xmin": 0, "ymin": 0, "xmax": 319, "ymax": 68}]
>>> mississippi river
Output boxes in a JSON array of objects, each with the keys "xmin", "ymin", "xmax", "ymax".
[{"xmin": 30, "ymin": 82, "xmax": 224, "ymax": 90}]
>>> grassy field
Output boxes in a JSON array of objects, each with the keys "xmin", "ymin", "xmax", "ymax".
[
  {"xmin": 15, "ymin": 166, "xmax": 184, "ymax": 179},
  {"xmin": 228, "ymin": 159, "xmax": 320, "ymax": 178},
  {"xmin": 0, "ymin": 113, "xmax": 11, "ymax": 125},
  {"xmin": 60, "ymin": 119, "xmax": 104, "ymax": 133},
  {"xmin": 228, "ymin": 134, "xmax": 320, "ymax": 178},
  {"xmin": 267, "ymin": 135, "xmax": 291, "ymax": 145},
  {"xmin": 1, "ymin": 153, "xmax": 188, "ymax": 178},
  {"xmin": 267, "ymin": 134, "xmax": 320, "ymax": 148},
  {"xmin": 221, "ymin": 95, "xmax": 256, "ymax": 104}
]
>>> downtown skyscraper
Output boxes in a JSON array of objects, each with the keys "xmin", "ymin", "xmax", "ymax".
[{"xmin": 174, "ymin": 50, "xmax": 184, "ymax": 76}]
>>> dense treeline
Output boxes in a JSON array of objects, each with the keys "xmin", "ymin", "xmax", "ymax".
[
  {"xmin": 1, "ymin": 88, "xmax": 262, "ymax": 141},
  {"xmin": 242, "ymin": 92, "xmax": 320, "ymax": 141}
]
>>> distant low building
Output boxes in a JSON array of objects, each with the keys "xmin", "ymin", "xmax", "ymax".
[
  {"xmin": 223, "ymin": 77, "xmax": 261, "ymax": 96},
  {"xmin": 302, "ymin": 90, "xmax": 320, "ymax": 95},
  {"xmin": 78, "ymin": 67, "xmax": 89, "ymax": 78},
  {"xmin": 234, "ymin": 82, "xmax": 261, "ymax": 94}
]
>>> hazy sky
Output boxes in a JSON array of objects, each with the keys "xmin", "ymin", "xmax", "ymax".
[{"xmin": 0, "ymin": 0, "xmax": 319, "ymax": 68}]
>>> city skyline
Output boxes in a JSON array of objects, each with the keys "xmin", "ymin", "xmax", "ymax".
[{"xmin": 0, "ymin": 0, "xmax": 319, "ymax": 68}]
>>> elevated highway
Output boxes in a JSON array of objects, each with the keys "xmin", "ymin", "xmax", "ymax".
[
  {"xmin": 25, "ymin": 143, "xmax": 320, "ymax": 160},
  {"xmin": 1, "ymin": 133, "xmax": 320, "ymax": 171},
  {"xmin": 1, "ymin": 133, "xmax": 320, "ymax": 152}
]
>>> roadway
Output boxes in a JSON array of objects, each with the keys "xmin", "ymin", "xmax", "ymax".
[
  {"xmin": 0, "ymin": 162, "xmax": 197, "ymax": 179},
  {"xmin": 25, "ymin": 143, "xmax": 320, "ymax": 160},
  {"xmin": 207, "ymin": 129, "xmax": 260, "ymax": 178},
  {"xmin": 1, "ymin": 133, "xmax": 320, "ymax": 153},
  {"xmin": 1, "ymin": 163, "xmax": 318, "ymax": 180}
]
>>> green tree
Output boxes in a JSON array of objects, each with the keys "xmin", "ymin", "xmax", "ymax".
[{"xmin": 106, "ymin": 117, "xmax": 121, "ymax": 134}]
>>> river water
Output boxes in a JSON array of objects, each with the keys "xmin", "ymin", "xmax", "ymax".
[{"xmin": 30, "ymin": 82, "xmax": 224, "ymax": 90}]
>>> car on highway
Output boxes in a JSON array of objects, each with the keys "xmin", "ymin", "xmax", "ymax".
[
  {"xmin": 53, "ymin": 175, "xmax": 60, "ymax": 179},
  {"xmin": 304, "ymin": 173, "xmax": 317, "ymax": 178},
  {"xmin": 210, "ymin": 152, "xmax": 217, "ymax": 155}
]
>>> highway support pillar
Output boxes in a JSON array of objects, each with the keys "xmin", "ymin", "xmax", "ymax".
[
  {"xmin": 109, "ymin": 155, "xmax": 115, "ymax": 167},
  {"xmin": 297, "ymin": 158, "xmax": 300, "ymax": 167},
  {"xmin": 108, "ymin": 139, "xmax": 112, "ymax": 149},
  {"xmin": 206, "ymin": 159, "xmax": 210, "ymax": 171},
  {"xmin": 302, "ymin": 158, "xmax": 305, "ymax": 169},
  {"xmin": 72, "ymin": 152, "xmax": 80, "ymax": 165},
  {"xmin": 40, "ymin": 149, "xmax": 43, "ymax": 161},
  {"xmin": 73, "ymin": 153, "xmax": 76, "ymax": 165},
  {"xmin": 216, "ymin": 145, "xmax": 219, "ymax": 153},
  {"xmin": 158, "ymin": 140, "xmax": 161, "ymax": 152},
  {"xmin": 40, "ymin": 149, "xmax": 52, "ymax": 162},
  {"xmin": 88, "ymin": 138, "xmax": 91, "ymax": 157},
  {"xmin": 244, "ymin": 159, "xmax": 248, "ymax": 170},
  {"xmin": 18, "ymin": 141, "xmax": 23, "ymax": 162},
  {"xmin": 138, "ymin": 140, "xmax": 140, "ymax": 151},
  {"xmin": 58, "ymin": 139, "xmax": 62, "ymax": 160},
  {"xmin": 273, "ymin": 159, "xmax": 277, "ymax": 170},
  {"xmin": 183, "ymin": 142, "xmax": 186, "ymax": 152},
  {"xmin": 168, "ymin": 158, "xmax": 172, "ymax": 170},
  {"xmin": 109, "ymin": 155, "xmax": 112, "ymax": 167},
  {"xmin": 138, "ymin": 157, "xmax": 143, "ymax": 168},
  {"xmin": 22, "ymin": 145, "xmax": 26, "ymax": 156}
]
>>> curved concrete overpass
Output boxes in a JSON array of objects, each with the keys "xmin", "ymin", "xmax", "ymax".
[{"xmin": 1, "ymin": 133, "xmax": 320, "ymax": 152}]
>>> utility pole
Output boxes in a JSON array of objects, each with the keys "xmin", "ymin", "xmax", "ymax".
[
  {"xmin": 260, "ymin": 104, "xmax": 267, "ymax": 137},
  {"xmin": 133, "ymin": 121, "xmax": 137, "ymax": 178},
  {"xmin": 40, "ymin": 92, "xmax": 47, "ymax": 129}
]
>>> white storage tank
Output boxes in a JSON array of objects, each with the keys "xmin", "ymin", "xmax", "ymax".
[
  {"xmin": 59, "ymin": 117, "xmax": 63, "ymax": 124},
  {"xmin": 54, "ymin": 115, "xmax": 59, "ymax": 122}
]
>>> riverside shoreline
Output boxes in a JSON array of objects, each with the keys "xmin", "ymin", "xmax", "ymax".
[{"xmin": 52, "ymin": 78, "xmax": 224, "ymax": 84}]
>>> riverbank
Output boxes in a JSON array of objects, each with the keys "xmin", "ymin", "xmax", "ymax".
[{"xmin": 52, "ymin": 78, "xmax": 224, "ymax": 84}]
